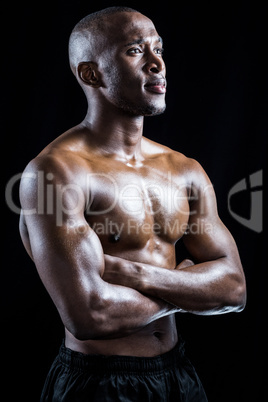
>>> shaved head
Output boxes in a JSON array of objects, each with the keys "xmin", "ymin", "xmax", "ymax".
[
  {"xmin": 68, "ymin": 7, "xmax": 166, "ymax": 117},
  {"xmin": 68, "ymin": 6, "xmax": 138, "ymax": 74}
]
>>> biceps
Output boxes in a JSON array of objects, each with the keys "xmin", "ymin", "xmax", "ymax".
[
  {"xmin": 183, "ymin": 215, "xmax": 234, "ymax": 262},
  {"xmin": 184, "ymin": 184, "xmax": 237, "ymax": 263},
  {"xmin": 25, "ymin": 213, "xmax": 105, "ymax": 311}
]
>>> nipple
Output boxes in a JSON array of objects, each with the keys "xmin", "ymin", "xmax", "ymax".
[{"xmin": 109, "ymin": 233, "xmax": 120, "ymax": 243}]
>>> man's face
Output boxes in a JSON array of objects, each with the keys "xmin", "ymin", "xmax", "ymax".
[{"xmin": 98, "ymin": 12, "xmax": 166, "ymax": 116}]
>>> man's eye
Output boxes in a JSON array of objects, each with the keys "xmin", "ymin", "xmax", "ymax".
[
  {"xmin": 155, "ymin": 48, "xmax": 164, "ymax": 55},
  {"xmin": 127, "ymin": 48, "xmax": 142, "ymax": 54}
]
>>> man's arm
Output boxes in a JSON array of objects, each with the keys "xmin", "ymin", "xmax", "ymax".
[
  {"xmin": 103, "ymin": 160, "xmax": 247, "ymax": 315},
  {"xmin": 19, "ymin": 155, "xmax": 177, "ymax": 341}
]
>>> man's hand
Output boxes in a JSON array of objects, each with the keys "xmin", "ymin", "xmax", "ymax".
[
  {"xmin": 176, "ymin": 259, "xmax": 195, "ymax": 270},
  {"xmin": 103, "ymin": 255, "xmax": 195, "ymax": 288},
  {"xmin": 103, "ymin": 254, "xmax": 143, "ymax": 289},
  {"xmin": 103, "ymin": 255, "xmax": 197, "ymax": 295}
]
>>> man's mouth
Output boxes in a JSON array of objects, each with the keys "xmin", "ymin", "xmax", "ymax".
[{"xmin": 144, "ymin": 78, "xmax": 167, "ymax": 94}]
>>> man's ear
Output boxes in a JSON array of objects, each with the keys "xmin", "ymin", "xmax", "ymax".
[{"xmin": 77, "ymin": 62, "xmax": 102, "ymax": 88}]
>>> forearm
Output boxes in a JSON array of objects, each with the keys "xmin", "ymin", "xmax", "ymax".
[
  {"xmin": 86, "ymin": 280, "xmax": 178, "ymax": 340},
  {"xmin": 103, "ymin": 255, "xmax": 246, "ymax": 316},
  {"xmin": 141, "ymin": 259, "xmax": 246, "ymax": 314}
]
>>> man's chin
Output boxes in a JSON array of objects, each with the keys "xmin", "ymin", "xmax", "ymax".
[
  {"xmin": 120, "ymin": 102, "xmax": 166, "ymax": 117},
  {"xmin": 144, "ymin": 104, "xmax": 166, "ymax": 117}
]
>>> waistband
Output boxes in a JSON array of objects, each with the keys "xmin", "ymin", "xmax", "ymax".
[{"xmin": 58, "ymin": 338, "xmax": 186, "ymax": 374}]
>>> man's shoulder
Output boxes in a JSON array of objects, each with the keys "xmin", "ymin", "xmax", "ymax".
[
  {"xmin": 142, "ymin": 137, "xmax": 202, "ymax": 171},
  {"xmin": 23, "ymin": 126, "xmax": 94, "ymax": 179},
  {"xmin": 24, "ymin": 148, "xmax": 81, "ymax": 180}
]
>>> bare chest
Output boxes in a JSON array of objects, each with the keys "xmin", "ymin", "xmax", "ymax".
[{"xmin": 85, "ymin": 162, "xmax": 190, "ymax": 249}]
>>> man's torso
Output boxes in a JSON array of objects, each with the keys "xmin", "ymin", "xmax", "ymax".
[{"xmin": 24, "ymin": 126, "xmax": 193, "ymax": 357}]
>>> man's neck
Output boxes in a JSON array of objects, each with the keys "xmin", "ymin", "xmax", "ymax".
[{"xmin": 82, "ymin": 106, "xmax": 145, "ymax": 162}]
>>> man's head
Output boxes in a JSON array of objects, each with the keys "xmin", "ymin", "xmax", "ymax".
[{"xmin": 69, "ymin": 6, "xmax": 166, "ymax": 116}]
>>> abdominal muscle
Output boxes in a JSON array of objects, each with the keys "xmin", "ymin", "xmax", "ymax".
[{"xmin": 65, "ymin": 314, "xmax": 178, "ymax": 357}]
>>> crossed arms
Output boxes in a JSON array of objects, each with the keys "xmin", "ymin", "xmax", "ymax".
[{"xmin": 19, "ymin": 155, "xmax": 246, "ymax": 340}]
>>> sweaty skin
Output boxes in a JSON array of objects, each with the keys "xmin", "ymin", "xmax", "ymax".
[{"xmin": 19, "ymin": 11, "xmax": 246, "ymax": 358}]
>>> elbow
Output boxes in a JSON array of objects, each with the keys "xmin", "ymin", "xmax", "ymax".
[
  {"xmin": 226, "ymin": 275, "xmax": 247, "ymax": 313},
  {"xmin": 234, "ymin": 282, "xmax": 247, "ymax": 312},
  {"xmin": 63, "ymin": 292, "xmax": 115, "ymax": 341},
  {"xmin": 67, "ymin": 310, "xmax": 108, "ymax": 341}
]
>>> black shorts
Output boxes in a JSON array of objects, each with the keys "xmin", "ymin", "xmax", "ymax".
[{"xmin": 41, "ymin": 339, "xmax": 207, "ymax": 401}]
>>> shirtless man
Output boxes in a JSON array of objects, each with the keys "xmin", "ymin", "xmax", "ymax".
[{"xmin": 19, "ymin": 7, "xmax": 246, "ymax": 401}]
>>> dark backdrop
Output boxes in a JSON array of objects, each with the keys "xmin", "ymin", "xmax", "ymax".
[{"xmin": 3, "ymin": 1, "xmax": 266, "ymax": 401}]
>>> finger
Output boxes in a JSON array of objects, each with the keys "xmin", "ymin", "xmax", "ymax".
[{"xmin": 177, "ymin": 259, "xmax": 195, "ymax": 270}]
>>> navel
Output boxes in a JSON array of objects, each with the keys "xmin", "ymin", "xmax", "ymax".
[{"xmin": 153, "ymin": 331, "xmax": 163, "ymax": 340}]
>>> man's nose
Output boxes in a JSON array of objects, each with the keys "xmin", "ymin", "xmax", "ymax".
[{"xmin": 143, "ymin": 52, "xmax": 165, "ymax": 75}]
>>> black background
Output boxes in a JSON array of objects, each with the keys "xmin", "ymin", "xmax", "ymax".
[{"xmin": 3, "ymin": 1, "xmax": 266, "ymax": 400}]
